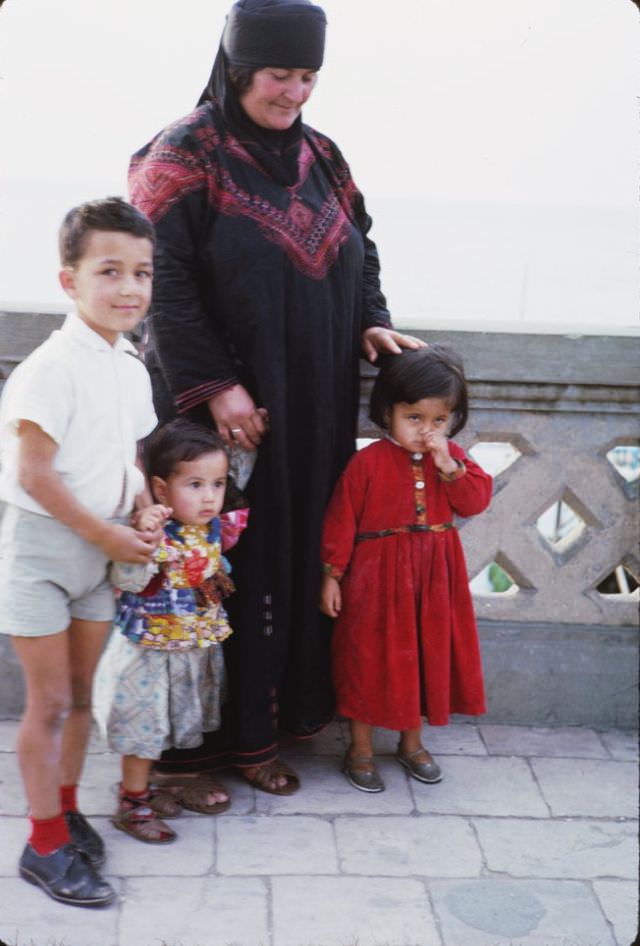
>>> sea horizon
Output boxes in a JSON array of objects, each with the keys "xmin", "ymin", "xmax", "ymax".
[{"xmin": 1, "ymin": 185, "xmax": 637, "ymax": 333}]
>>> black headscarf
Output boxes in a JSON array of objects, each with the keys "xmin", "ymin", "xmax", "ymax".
[{"xmin": 198, "ymin": 0, "xmax": 327, "ymax": 187}]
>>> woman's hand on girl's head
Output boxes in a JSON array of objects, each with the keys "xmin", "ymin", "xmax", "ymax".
[
  {"xmin": 361, "ymin": 327, "xmax": 427, "ymax": 364},
  {"xmin": 319, "ymin": 574, "xmax": 342, "ymax": 618},
  {"xmin": 207, "ymin": 384, "xmax": 269, "ymax": 450}
]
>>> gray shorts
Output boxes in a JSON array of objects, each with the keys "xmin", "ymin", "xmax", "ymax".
[{"xmin": 0, "ymin": 504, "xmax": 115, "ymax": 637}]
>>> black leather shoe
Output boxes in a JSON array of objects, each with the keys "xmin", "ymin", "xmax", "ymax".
[
  {"xmin": 64, "ymin": 811, "xmax": 106, "ymax": 866},
  {"xmin": 19, "ymin": 843, "xmax": 115, "ymax": 907}
]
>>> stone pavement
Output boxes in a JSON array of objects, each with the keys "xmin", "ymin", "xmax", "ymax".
[{"xmin": 0, "ymin": 719, "xmax": 637, "ymax": 946}]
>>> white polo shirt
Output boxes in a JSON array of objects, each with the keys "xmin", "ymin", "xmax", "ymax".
[{"xmin": 0, "ymin": 311, "xmax": 157, "ymax": 519}]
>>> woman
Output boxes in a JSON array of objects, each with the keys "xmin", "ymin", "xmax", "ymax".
[{"xmin": 129, "ymin": 0, "xmax": 423, "ymax": 796}]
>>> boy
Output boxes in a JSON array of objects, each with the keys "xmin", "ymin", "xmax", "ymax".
[{"xmin": 0, "ymin": 197, "xmax": 160, "ymax": 907}]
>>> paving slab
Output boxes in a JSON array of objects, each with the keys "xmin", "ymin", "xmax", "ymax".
[
  {"xmin": 420, "ymin": 722, "xmax": 489, "ymax": 756},
  {"xmin": 0, "ymin": 876, "xmax": 120, "ymax": 946},
  {"xmin": 119, "ymin": 876, "xmax": 269, "ymax": 946},
  {"xmin": 429, "ymin": 877, "xmax": 617, "ymax": 946},
  {"xmin": 0, "ymin": 720, "xmax": 635, "ymax": 946},
  {"xmin": 335, "ymin": 814, "xmax": 483, "ymax": 877},
  {"xmin": 411, "ymin": 756, "xmax": 549, "ymax": 818},
  {"xmin": 255, "ymin": 755, "xmax": 414, "ymax": 815},
  {"xmin": 76, "ymin": 751, "xmax": 121, "ymax": 815},
  {"xmin": 0, "ymin": 752, "xmax": 26, "ymax": 815},
  {"xmin": 271, "ymin": 875, "xmax": 441, "ymax": 946},
  {"xmin": 531, "ymin": 758, "xmax": 638, "ymax": 818},
  {"xmin": 598, "ymin": 728, "xmax": 639, "ymax": 762},
  {"xmin": 280, "ymin": 720, "xmax": 347, "ymax": 755},
  {"xmin": 365, "ymin": 722, "xmax": 487, "ymax": 757},
  {"xmin": 217, "ymin": 815, "xmax": 338, "ymax": 874},
  {"xmin": 0, "ymin": 816, "xmax": 29, "ymax": 875},
  {"xmin": 479, "ymin": 724, "xmax": 609, "ymax": 758},
  {"xmin": 593, "ymin": 879, "xmax": 639, "ymax": 946},
  {"xmin": 103, "ymin": 814, "xmax": 215, "ymax": 876},
  {"xmin": 473, "ymin": 817, "xmax": 638, "ymax": 879},
  {"xmin": 0, "ymin": 719, "xmax": 18, "ymax": 752}
]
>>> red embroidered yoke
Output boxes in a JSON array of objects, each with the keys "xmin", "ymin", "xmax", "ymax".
[{"xmin": 321, "ymin": 438, "xmax": 493, "ymax": 729}]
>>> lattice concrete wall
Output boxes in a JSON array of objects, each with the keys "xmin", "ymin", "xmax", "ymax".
[
  {"xmin": 458, "ymin": 389, "xmax": 637, "ymax": 628},
  {"xmin": 359, "ymin": 329, "xmax": 639, "ymax": 727}
]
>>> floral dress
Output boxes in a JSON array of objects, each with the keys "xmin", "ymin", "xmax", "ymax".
[{"xmin": 93, "ymin": 511, "xmax": 248, "ymax": 759}]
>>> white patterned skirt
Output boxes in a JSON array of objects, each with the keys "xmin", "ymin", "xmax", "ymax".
[{"xmin": 93, "ymin": 631, "xmax": 226, "ymax": 759}]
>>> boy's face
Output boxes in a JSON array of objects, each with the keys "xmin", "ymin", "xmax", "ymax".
[
  {"xmin": 59, "ymin": 230, "xmax": 153, "ymax": 344},
  {"xmin": 152, "ymin": 451, "xmax": 229, "ymax": 527}
]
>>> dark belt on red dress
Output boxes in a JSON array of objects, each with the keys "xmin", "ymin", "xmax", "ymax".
[{"xmin": 355, "ymin": 522, "xmax": 454, "ymax": 543}]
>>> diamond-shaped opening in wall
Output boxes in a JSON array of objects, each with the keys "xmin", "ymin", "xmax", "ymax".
[
  {"xmin": 470, "ymin": 561, "xmax": 518, "ymax": 596},
  {"xmin": 606, "ymin": 444, "xmax": 640, "ymax": 483},
  {"xmin": 469, "ymin": 441, "xmax": 521, "ymax": 477},
  {"xmin": 596, "ymin": 564, "xmax": 639, "ymax": 598},
  {"xmin": 536, "ymin": 499, "xmax": 586, "ymax": 552}
]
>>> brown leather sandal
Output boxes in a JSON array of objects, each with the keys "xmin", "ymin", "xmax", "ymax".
[
  {"xmin": 240, "ymin": 758, "xmax": 300, "ymax": 796},
  {"xmin": 112, "ymin": 791, "xmax": 177, "ymax": 844},
  {"xmin": 147, "ymin": 787, "xmax": 183, "ymax": 819},
  {"xmin": 148, "ymin": 773, "xmax": 231, "ymax": 814}
]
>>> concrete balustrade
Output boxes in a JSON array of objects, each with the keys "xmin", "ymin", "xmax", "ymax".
[{"xmin": 1, "ymin": 311, "xmax": 638, "ymax": 726}]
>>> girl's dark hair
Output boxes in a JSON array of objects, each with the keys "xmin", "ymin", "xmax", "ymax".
[
  {"xmin": 146, "ymin": 419, "xmax": 229, "ymax": 480},
  {"xmin": 369, "ymin": 345, "xmax": 469, "ymax": 437},
  {"xmin": 59, "ymin": 196, "xmax": 155, "ymax": 268}
]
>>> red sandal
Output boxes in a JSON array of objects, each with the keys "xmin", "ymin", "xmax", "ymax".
[{"xmin": 112, "ymin": 788, "xmax": 177, "ymax": 844}]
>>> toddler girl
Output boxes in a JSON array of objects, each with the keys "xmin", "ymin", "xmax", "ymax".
[
  {"xmin": 320, "ymin": 346, "xmax": 492, "ymax": 792},
  {"xmin": 94, "ymin": 418, "xmax": 247, "ymax": 840}
]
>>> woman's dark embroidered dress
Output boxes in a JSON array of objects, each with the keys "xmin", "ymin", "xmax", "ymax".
[{"xmin": 129, "ymin": 101, "xmax": 391, "ymax": 765}]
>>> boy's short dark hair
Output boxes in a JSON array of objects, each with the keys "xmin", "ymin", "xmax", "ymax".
[
  {"xmin": 146, "ymin": 418, "xmax": 229, "ymax": 481},
  {"xmin": 370, "ymin": 344, "xmax": 469, "ymax": 437},
  {"xmin": 59, "ymin": 196, "xmax": 155, "ymax": 267}
]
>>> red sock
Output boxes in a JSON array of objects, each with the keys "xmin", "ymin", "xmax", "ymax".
[
  {"xmin": 59, "ymin": 784, "xmax": 78, "ymax": 814},
  {"xmin": 29, "ymin": 813, "xmax": 72, "ymax": 855}
]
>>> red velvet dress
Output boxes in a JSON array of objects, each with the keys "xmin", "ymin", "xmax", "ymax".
[{"xmin": 321, "ymin": 438, "xmax": 492, "ymax": 729}]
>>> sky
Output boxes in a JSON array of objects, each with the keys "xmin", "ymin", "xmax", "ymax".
[{"xmin": 0, "ymin": 0, "xmax": 638, "ymax": 324}]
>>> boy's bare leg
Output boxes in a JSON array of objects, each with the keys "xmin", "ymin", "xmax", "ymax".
[
  {"xmin": 12, "ymin": 633, "xmax": 72, "ymax": 818},
  {"xmin": 13, "ymin": 629, "xmax": 115, "ymax": 904},
  {"xmin": 59, "ymin": 619, "xmax": 111, "ymax": 787}
]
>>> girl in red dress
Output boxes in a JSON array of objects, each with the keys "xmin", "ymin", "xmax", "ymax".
[{"xmin": 320, "ymin": 346, "xmax": 492, "ymax": 792}]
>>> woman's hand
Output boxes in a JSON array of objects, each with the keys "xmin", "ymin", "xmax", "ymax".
[
  {"xmin": 361, "ymin": 327, "xmax": 427, "ymax": 363},
  {"xmin": 207, "ymin": 384, "xmax": 269, "ymax": 450}
]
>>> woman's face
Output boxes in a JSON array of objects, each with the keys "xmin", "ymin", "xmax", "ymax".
[{"xmin": 239, "ymin": 67, "xmax": 318, "ymax": 130}]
